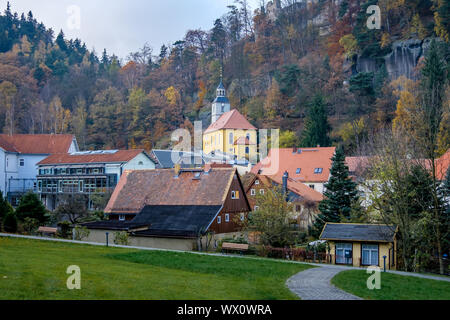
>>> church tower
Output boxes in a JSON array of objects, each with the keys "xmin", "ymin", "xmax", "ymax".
[{"xmin": 211, "ymin": 80, "xmax": 231, "ymax": 124}]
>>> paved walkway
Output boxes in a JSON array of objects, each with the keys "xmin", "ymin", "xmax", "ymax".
[{"xmin": 286, "ymin": 267, "xmax": 363, "ymax": 300}]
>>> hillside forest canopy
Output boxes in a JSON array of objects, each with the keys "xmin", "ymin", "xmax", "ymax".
[{"xmin": 0, "ymin": 0, "xmax": 448, "ymax": 155}]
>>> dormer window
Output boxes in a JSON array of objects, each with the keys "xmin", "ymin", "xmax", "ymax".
[
  {"xmin": 119, "ymin": 215, "xmax": 126, "ymax": 221},
  {"xmin": 314, "ymin": 168, "xmax": 323, "ymax": 174}
]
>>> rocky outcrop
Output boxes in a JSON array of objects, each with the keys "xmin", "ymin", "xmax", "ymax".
[{"xmin": 355, "ymin": 38, "xmax": 435, "ymax": 80}]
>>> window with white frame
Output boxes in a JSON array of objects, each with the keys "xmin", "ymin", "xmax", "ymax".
[
  {"xmin": 251, "ymin": 189, "xmax": 256, "ymax": 196},
  {"xmin": 19, "ymin": 159, "xmax": 25, "ymax": 167},
  {"xmin": 231, "ymin": 191, "xmax": 239, "ymax": 199},
  {"xmin": 314, "ymin": 168, "xmax": 323, "ymax": 174},
  {"xmin": 362, "ymin": 244, "xmax": 379, "ymax": 266},
  {"xmin": 255, "ymin": 180, "xmax": 259, "ymax": 185},
  {"xmin": 335, "ymin": 243, "xmax": 353, "ymax": 265},
  {"xmin": 260, "ymin": 189, "xmax": 264, "ymax": 195},
  {"xmin": 119, "ymin": 215, "xmax": 126, "ymax": 221},
  {"xmin": 225, "ymin": 214, "xmax": 230, "ymax": 222},
  {"xmin": 240, "ymin": 213, "xmax": 245, "ymax": 221},
  {"xmin": 254, "ymin": 206, "xmax": 259, "ymax": 211},
  {"xmin": 217, "ymin": 216, "xmax": 222, "ymax": 224}
]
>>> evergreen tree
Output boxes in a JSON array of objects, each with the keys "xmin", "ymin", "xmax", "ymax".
[
  {"xmin": 210, "ymin": 18, "xmax": 227, "ymax": 62},
  {"xmin": 300, "ymin": 94, "xmax": 331, "ymax": 148},
  {"xmin": 311, "ymin": 147, "xmax": 359, "ymax": 238},
  {"xmin": 15, "ymin": 192, "xmax": 48, "ymax": 224},
  {"xmin": 3, "ymin": 212, "xmax": 17, "ymax": 233},
  {"xmin": 55, "ymin": 30, "xmax": 67, "ymax": 52},
  {"xmin": 0, "ymin": 191, "xmax": 14, "ymax": 231}
]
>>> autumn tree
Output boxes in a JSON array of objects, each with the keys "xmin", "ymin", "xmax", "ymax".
[{"xmin": 0, "ymin": 80, "xmax": 17, "ymax": 135}]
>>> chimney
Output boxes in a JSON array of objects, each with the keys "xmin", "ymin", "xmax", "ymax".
[{"xmin": 282, "ymin": 171, "xmax": 288, "ymax": 197}]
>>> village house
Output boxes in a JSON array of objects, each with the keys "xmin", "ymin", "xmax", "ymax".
[
  {"xmin": 36, "ymin": 149, "xmax": 156, "ymax": 210},
  {"xmin": 346, "ymin": 149, "xmax": 450, "ymax": 208},
  {"xmin": 243, "ymin": 171, "xmax": 324, "ymax": 230},
  {"xmin": 203, "ymin": 81, "xmax": 258, "ymax": 165},
  {"xmin": 0, "ymin": 134, "xmax": 78, "ymax": 205},
  {"xmin": 83, "ymin": 165, "xmax": 251, "ymax": 251},
  {"xmin": 320, "ymin": 223, "xmax": 398, "ymax": 270},
  {"xmin": 251, "ymin": 147, "xmax": 336, "ymax": 194}
]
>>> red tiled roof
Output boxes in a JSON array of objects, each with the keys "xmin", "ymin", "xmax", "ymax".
[
  {"xmin": 205, "ymin": 109, "xmax": 257, "ymax": 134},
  {"xmin": 38, "ymin": 149, "xmax": 146, "ymax": 165},
  {"xmin": 244, "ymin": 172, "xmax": 324, "ymax": 202},
  {"xmin": 0, "ymin": 134, "xmax": 75, "ymax": 154},
  {"xmin": 105, "ymin": 168, "xmax": 239, "ymax": 214},
  {"xmin": 234, "ymin": 137, "xmax": 255, "ymax": 145},
  {"xmin": 269, "ymin": 174, "xmax": 324, "ymax": 202},
  {"xmin": 251, "ymin": 147, "xmax": 336, "ymax": 183},
  {"xmin": 436, "ymin": 149, "xmax": 450, "ymax": 181}
]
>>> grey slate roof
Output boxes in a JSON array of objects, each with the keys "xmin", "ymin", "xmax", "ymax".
[
  {"xmin": 320, "ymin": 223, "xmax": 396, "ymax": 242},
  {"xmin": 84, "ymin": 205, "xmax": 223, "ymax": 238},
  {"xmin": 213, "ymin": 96, "xmax": 230, "ymax": 104},
  {"xmin": 81, "ymin": 220, "xmax": 148, "ymax": 231},
  {"xmin": 132, "ymin": 205, "xmax": 223, "ymax": 238},
  {"xmin": 151, "ymin": 150, "xmax": 206, "ymax": 169}
]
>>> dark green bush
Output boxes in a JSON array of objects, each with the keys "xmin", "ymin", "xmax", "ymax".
[{"xmin": 3, "ymin": 212, "xmax": 18, "ymax": 233}]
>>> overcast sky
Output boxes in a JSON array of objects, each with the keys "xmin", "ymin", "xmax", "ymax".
[{"xmin": 4, "ymin": 0, "xmax": 261, "ymax": 60}]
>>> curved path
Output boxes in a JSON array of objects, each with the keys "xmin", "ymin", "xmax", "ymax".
[{"xmin": 286, "ymin": 266, "xmax": 363, "ymax": 300}]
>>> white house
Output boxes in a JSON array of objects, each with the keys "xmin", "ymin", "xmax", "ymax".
[
  {"xmin": 36, "ymin": 149, "xmax": 156, "ymax": 210},
  {"xmin": 0, "ymin": 134, "xmax": 78, "ymax": 205}
]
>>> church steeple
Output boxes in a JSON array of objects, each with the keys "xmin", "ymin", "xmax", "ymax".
[{"xmin": 211, "ymin": 78, "xmax": 231, "ymax": 124}]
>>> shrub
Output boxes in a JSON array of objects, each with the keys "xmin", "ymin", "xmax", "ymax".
[
  {"xmin": 57, "ymin": 221, "xmax": 72, "ymax": 239},
  {"xmin": 22, "ymin": 217, "xmax": 40, "ymax": 235},
  {"xmin": 0, "ymin": 191, "xmax": 14, "ymax": 231},
  {"xmin": 3, "ymin": 212, "xmax": 17, "ymax": 233},
  {"xmin": 73, "ymin": 226, "xmax": 90, "ymax": 241},
  {"xmin": 15, "ymin": 192, "xmax": 48, "ymax": 224},
  {"xmin": 113, "ymin": 231, "xmax": 130, "ymax": 246}
]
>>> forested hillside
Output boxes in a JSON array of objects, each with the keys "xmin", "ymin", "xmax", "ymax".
[{"xmin": 0, "ymin": 0, "xmax": 449, "ymax": 154}]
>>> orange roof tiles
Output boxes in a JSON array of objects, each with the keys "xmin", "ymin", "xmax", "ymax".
[
  {"xmin": 269, "ymin": 174, "xmax": 324, "ymax": 202},
  {"xmin": 436, "ymin": 149, "xmax": 450, "ymax": 181},
  {"xmin": 105, "ymin": 168, "xmax": 238, "ymax": 214},
  {"xmin": 38, "ymin": 149, "xmax": 146, "ymax": 165},
  {"xmin": 251, "ymin": 147, "xmax": 336, "ymax": 183},
  {"xmin": 205, "ymin": 109, "xmax": 257, "ymax": 134},
  {"xmin": 0, "ymin": 134, "xmax": 75, "ymax": 154},
  {"xmin": 234, "ymin": 136, "xmax": 255, "ymax": 145},
  {"xmin": 244, "ymin": 172, "xmax": 324, "ymax": 202}
]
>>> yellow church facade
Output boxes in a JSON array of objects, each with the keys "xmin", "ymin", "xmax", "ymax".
[{"xmin": 203, "ymin": 81, "xmax": 258, "ymax": 164}]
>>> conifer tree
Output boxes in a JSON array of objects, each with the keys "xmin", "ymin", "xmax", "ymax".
[
  {"xmin": 311, "ymin": 147, "xmax": 359, "ymax": 238},
  {"xmin": 300, "ymin": 94, "xmax": 331, "ymax": 148},
  {"xmin": 0, "ymin": 191, "xmax": 14, "ymax": 231},
  {"xmin": 15, "ymin": 192, "xmax": 48, "ymax": 224}
]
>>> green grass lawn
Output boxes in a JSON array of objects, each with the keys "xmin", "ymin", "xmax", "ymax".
[
  {"xmin": 332, "ymin": 270, "xmax": 450, "ymax": 300},
  {"xmin": 0, "ymin": 237, "xmax": 313, "ymax": 300}
]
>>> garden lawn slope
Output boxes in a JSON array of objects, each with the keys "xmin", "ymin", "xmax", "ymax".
[
  {"xmin": 0, "ymin": 237, "xmax": 312, "ymax": 300},
  {"xmin": 332, "ymin": 270, "xmax": 450, "ymax": 300}
]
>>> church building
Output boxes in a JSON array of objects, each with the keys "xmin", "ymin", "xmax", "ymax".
[{"xmin": 203, "ymin": 81, "xmax": 258, "ymax": 164}]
